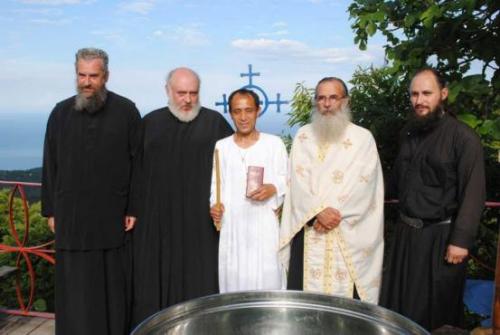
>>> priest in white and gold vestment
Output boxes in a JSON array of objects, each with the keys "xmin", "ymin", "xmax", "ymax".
[{"xmin": 280, "ymin": 77, "xmax": 384, "ymax": 304}]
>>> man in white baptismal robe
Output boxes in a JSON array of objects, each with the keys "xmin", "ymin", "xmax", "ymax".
[
  {"xmin": 210, "ymin": 89, "xmax": 288, "ymax": 293},
  {"xmin": 280, "ymin": 77, "xmax": 384, "ymax": 304}
]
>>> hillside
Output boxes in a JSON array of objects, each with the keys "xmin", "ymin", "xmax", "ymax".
[{"xmin": 0, "ymin": 167, "xmax": 42, "ymax": 202}]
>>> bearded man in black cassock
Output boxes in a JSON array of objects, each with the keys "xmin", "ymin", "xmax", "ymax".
[
  {"xmin": 42, "ymin": 48, "xmax": 141, "ymax": 334},
  {"xmin": 131, "ymin": 67, "xmax": 233, "ymax": 327},
  {"xmin": 380, "ymin": 68, "xmax": 486, "ymax": 331}
]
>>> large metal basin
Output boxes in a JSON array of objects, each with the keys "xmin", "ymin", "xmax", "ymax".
[{"xmin": 132, "ymin": 290, "xmax": 429, "ymax": 334}]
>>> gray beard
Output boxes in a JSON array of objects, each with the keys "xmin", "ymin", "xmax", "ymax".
[
  {"xmin": 74, "ymin": 87, "xmax": 108, "ymax": 114},
  {"xmin": 168, "ymin": 100, "xmax": 201, "ymax": 123},
  {"xmin": 311, "ymin": 104, "xmax": 351, "ymax": 144}
]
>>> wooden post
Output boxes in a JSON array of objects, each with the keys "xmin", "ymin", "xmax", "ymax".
[
  {"xmin": 214, "ymin": 149, "xmax": 222, "ymax": 232},
  {"xmin": 494, "ymin": 223, "xmax": 500, "ymax": 334}
]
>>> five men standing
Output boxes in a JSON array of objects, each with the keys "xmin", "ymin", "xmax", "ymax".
[
  {"xmin": 42, "ymin": 48, "xmax": 141, "ymax": 334},
  {"xmin": 41, "ymin": 47, "xmax": 487, "ymax": 333}
]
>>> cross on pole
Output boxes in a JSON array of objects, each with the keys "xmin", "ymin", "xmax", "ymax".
[
  {"xmin": 267, "ymin": 93, "xmax": 289, "ymax": 113},
  {"xmin": 240, "ymin": 64, "xmax": 260, "ymax": 86},
  {"xmin": 215, "ymin": 94, "xmax": 229, "ymax": 114}
]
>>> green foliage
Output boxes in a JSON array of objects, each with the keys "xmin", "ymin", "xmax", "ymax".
[
  {"xmin": 348, "ymin": 0, "xmax": 500, "ymax": 151},
  {"xmin": 349, "ymin": 66, "xmax": 409, "ymax": 173},
  {"xmin": 0, "ymin": 188, "xmax": 55, "ymax": 312},
  {"xmin": 287, "ymin": 82, "xmax": 314, "ymax": 128}
]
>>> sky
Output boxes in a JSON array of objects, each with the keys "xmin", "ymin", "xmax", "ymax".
[{"xmin": 0, "ymin": 0, "xmax": 386, "ymax": 169}]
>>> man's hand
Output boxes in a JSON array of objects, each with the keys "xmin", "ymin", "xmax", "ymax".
[
  {"xmin": 124, "ymin": 216, "xmax": 137, "ymax": 232},
  {"xmin": 210, "ymin": 203, "xmax": 225, "ymax": 223},
  {"xmin": 210, "ymin": 203, "xmax": 224, "ymax": 231},
  {"xmin": 445, "ymin": 244, "xmax": 469, "ymax": 264},
  {"xmin": 249, "ymin": 184, "xmax": 276, "ymax": 201},
  {"xmin": 47, "ymin": 216, "xmax": 55, "ymax": 233},
  {"xmin": 315, "ymin": 207, "xmax": 342, "ymax": 232}
]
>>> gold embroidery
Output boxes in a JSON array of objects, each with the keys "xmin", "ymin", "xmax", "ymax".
[
  {"xmin": 342, "ymin": 138, "xmax": 352, "ymax": 149},
  {"xmin": 334, "ymin": 229, "xmax": 366, "ymax": 301},
  {"xmin": 335, "ymin": 270, "xmax": 348, "ymax": 281},
  {"xmin": 310, "ymin": 268, "xmax": 322, "ymax": 280},
  {"xmin": 332, "ymin": 170, "xmax": 344, "ymax": 184},
  {"xmin": 317, "ymin": 143, "xmax": 330, "ymax": 162},
  {"xmin": 368, "ymin": 199, "xmax": 376, "ymax": 213},
  {"xmin": 337, "ymin": 194, "xmax": 348, "ymax": 204},
  {"xmin": 324, "ymin": 232, "xmax": 334, "ymax": 293},
  {"xmin": 298, "ymin": 132, "xmax": 308, "ymax": 142},
  {"xmin": 295, "ymin": 165, "xmax": 305, "ymax": 177},
  {"xmin": 359, "ymin": 174, "xmax": 369, "ymax": 183}
]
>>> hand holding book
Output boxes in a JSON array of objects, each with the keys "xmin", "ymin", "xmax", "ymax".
[
  {"xmin": 248, "ymin": 184, "xmax": 277, "ymax": 201},
  {"xmin": 246, "ymin": 166, "xmax": 276, "ymax": 201}
]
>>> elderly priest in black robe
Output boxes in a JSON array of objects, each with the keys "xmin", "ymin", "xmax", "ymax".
[
  {"xmin": 131, "ymin": 67, "xmax": 233, "ymax": 327},
  {"xmin": 380, "ymin": 68, "xmax": 486, "ymax": 331},
  {"xmin": 42, "ymin": 48, "xmax": 141, "ymax": 335}
]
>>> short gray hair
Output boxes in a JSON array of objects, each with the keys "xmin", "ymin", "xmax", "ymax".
[
  {"xmin": 75, "ymin": 48, "xmax": 109, "ymax": 74},
  {"xmin": 165, "ymin": 67, "xmax": 201, "ymax": 89},
  {"xmin": 314, "ymin": 77, "xmax": 349, "ymax": 99}
]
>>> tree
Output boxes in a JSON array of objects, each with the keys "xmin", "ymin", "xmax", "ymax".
[{"xmin": 348, "ymin": 0, "xmax": 500, "ymax": 151}]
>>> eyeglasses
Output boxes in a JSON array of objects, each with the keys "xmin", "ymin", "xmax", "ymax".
[{"xmin": 316, "ymin": 95, "xmax": 346, "ymax": 103}]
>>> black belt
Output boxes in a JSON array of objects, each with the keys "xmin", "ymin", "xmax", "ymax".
[{"xmin": 399, "ymin": 212, "xmax": 452, "ymax": 229}]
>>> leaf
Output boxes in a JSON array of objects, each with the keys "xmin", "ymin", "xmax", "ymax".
[
  {"xmin": 366, "ymin": 22, "xmax": 377, "ymax": 36},
  {"xmin": 33, "ymin": 298, "xmax": 47, "ymax": 312},
  {"xmin": 404, "ymin": 14, "xmax": 417, "ymax": 28},
  {"xmin": 461, "ymin": 74, "xmax": 484, "ymax": 89},
  {"xmin": 358, "ymin": 18, "xmax": 367, "ymax": 29},
  {"xmin": 359, "ymin": 40, "xmax": 367, "ymax": 51},
  {"xmin": 457, "ymin": 113, "xmax": 481, "ymax": 128},
  {"xmin": 371, "ymin": 10, "xmax": 385, "ymax": 21},
  {"xmin": 490, "ymin": 118, "xmax": 500, "ymax": 140},
  {"xmin": 447, "ymin": 82, "xmax": 462, "ymax": 103},
  {"xmin": 420, "ymin": 4, "xmax": 441, "ymax": 28},
  {"xmin": 478, "ymin": 120, "xmax": 493, "ymax": 135}
]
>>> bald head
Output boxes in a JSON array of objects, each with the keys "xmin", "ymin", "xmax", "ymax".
[{"xmin": 166, "ymin": 67, "xmax": 200, "ymax": 91}]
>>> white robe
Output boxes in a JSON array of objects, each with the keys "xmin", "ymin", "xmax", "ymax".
[
  {"xmin": 211, "ymin": 133, "xmax": 288, "ymax": 293},
  {"xmin": 279, "ymin": 123, "xmax": 384, "ymax": 303}
]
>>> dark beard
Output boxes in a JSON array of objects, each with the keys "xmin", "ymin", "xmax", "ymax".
[
  {"xmin": 407, "ymin": 105, "xmax": 445, "ymax": 133},
  {"xmin": 74, "ymin": 87, "xmax": 108, "ymax": 114}
]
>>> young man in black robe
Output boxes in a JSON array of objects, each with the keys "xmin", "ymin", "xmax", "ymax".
[
  {"xmin": 131, "ymin": 67, "xmax": 233, "ymax": 327},
  {"xmin": 380, "ymin": 68, "xmax": 486, "ymax": 331},
  {"xmin": 41, "ymin": 48, "xmax": 141, "ymax": 335}
]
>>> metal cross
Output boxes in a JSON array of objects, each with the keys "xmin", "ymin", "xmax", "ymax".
[
  {"xmin": 215, "ymin": 93, "xmax": 229, "ymax": 114},
  {"xmin": 267, "ymin": 93, "xmax": 289, "ymax": 113},
  {"xmin": 240, "ymin": 64, "xmax": 260, "ymax": 86}
]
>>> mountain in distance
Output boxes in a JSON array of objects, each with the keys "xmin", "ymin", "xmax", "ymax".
[{"xmin": 0, "ymin": 167, "xmax": 42, "ymax": 202}]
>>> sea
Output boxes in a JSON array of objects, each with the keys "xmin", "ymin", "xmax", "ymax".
[{"xmin": 0, "ymin": 110, "xmax": 295, "ymax": 171}]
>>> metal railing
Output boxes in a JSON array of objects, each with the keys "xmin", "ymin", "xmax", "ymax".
[{"xmin": 0, "ymin": 180, "xmax": 55, "ymax": 319}]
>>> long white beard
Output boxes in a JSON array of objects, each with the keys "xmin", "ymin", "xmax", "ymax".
[
  {"xmin": 311, "ymin": 104, "xmax": 351, "ymax": 144},
  {"xmin": 168, "ymin": 100, "xmax": 201, "ymax": 123}
]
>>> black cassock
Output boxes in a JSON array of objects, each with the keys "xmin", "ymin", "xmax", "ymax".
[
  {"xmin": 131, "ymin": 107, "xmax": 233, "ymax": 327},
  {"xmin": 41, "ymin": 91, "xmax": 141, "ymax": 335},
  {"xmin": 380, "ymin": 113, "xmax": 485, "ymax": 331}
]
